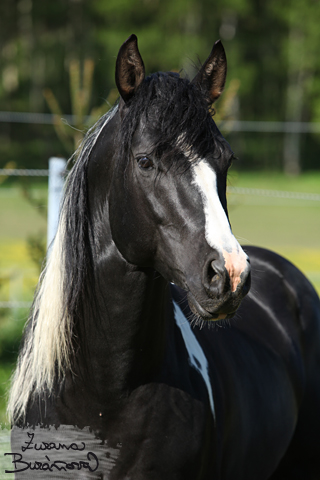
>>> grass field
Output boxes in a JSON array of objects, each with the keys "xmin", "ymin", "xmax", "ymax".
[
  {"xmin": 0, "ymin": 171, "xmax": 319, "ymax": 427},
  {"xmin": 227, "ymin": 171, "xmax": 320, "ymax": 294}
]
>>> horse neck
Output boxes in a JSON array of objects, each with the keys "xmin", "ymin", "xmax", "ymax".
[
  {"xmin": 67, "ymin": 112, "xmax": 173, "ymax": 397},
  {"xmin": 104, "ymin": 259, "xmax": 168, "ymax": 373},
  {"xmin": 78, "ymin": 200, "xmax": 171, "ymax": 396}
]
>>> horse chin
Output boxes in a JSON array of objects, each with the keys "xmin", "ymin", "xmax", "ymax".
[{"xmin": 187, "ymin": 291, "xmax": 238, "ymax": 323}]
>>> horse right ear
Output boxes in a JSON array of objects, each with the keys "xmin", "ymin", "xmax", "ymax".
[
  {"xmin": 116, "ymin": 34, "xmax": 145, "ymax": 103},
  {"xmin": 192, "ymin": 40, "xmax": 227, "ymax": 104}
]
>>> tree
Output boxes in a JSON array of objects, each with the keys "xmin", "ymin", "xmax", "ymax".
[
  {"xmin": 271, "ymin": 0, "xmax": 320, "ymax": 174},
  {"xmin": 1, "ymin": 0, "xmax": 320, "ymax": 172}
]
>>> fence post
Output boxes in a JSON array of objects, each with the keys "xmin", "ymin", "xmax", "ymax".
[{"xmin": 47, "ymin": 157, "xmax": 66, "ymax": 250}]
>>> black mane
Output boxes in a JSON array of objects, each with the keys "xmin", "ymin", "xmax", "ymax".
[
  {"xmin": 119, "ymin": 72, "xmax": 223, "ymax": 170},
  {"xmin": 60, "ymin": 110, "xmax": 117, "ymax": 371}
]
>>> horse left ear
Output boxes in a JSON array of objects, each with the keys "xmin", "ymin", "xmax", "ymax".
[
  {"xmin": 116, "ymin": 34, "xmax": 145, "ymax": 103},
  {"xmin": 192, "ymin": 40, "xmax": 227, "ymax": 104}
]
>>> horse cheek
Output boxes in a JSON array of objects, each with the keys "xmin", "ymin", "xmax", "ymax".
[{"xmin": 108, "ymin": 186, "xmax": 154, "ymax": 266}]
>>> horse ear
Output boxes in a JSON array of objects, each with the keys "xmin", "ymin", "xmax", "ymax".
[
  {"xmin": 192, "ymin": 40, "xmax": 227, "ymax": 104},
  {"xmin": 116, "ymin": 34, "xmax": 145, "ymax": 103}
]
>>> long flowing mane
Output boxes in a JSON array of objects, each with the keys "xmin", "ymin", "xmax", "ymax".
[{"xmin": 8, "ymin": 106, "xmax": 118, "ymax": 423}]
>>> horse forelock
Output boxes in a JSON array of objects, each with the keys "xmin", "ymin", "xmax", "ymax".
[
  {"xmin": 119, "ymin": 72, "xmax": 222, "ymax": 169},
  {"xmin": 8, "ymin": 106, "xmax": 118, "ymax": 422}
]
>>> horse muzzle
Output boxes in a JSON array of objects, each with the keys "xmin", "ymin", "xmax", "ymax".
[{"xmin": 186, "ymin": 250, "xmax": 251, "ymax": 321}]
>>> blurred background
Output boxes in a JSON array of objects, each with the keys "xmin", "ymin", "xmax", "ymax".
[{"xmin": 0, "ymin": 0, "xmax": 319, "ymax": 427}]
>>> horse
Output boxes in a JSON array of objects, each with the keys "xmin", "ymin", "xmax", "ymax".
[{"xmin": 8, "ymin": 34, "xmax": 320, "ymax": 479}]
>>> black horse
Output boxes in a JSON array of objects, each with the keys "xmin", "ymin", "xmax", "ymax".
[{"xmin": 9, "ymin": 35, "xmax": 320, "ymax": 479}]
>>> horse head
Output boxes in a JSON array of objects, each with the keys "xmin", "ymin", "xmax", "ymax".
[{"xmin": 107, "ymin": 34, "xmax": 251, "ymax": 322}]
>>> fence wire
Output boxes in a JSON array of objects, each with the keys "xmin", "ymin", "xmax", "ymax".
[
  {"xmin": 0, "ymin": 168, "xmax": 49, "ymax": 176},
  {"xmin": 0, "ymin": 168, "xmax": 319, "ymax": 310},
  {"xmin": 1, "ymin": 168, "xmax": 319, "ymax": 201},
  {"xmin": 228, "ymin": 186, "xmax": 320, "ymax": 202},
  {"xmin": 2, "ymin": 111, "xmax": 320, "ymax": 133}
]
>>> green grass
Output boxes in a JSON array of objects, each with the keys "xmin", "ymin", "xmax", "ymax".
[
  {"xmin": 0, "ymin": 364, "xmax": 13, "ymax": 429},
  {"xmin": 227, "ymin": 170, "xmax": 320, "ymax": 295},
  {"xmin": 0, "ymin": 186, "xmax": 47, "ymax": 241},
  {"xmin": 0, "ymin": 173, "xmax": 319, "ymax": 426},
  {"xmin": 0, "ymin": 424, "xmax": 11, "ymax": 478},
  {"xmin": 228, "ymin": 170, "xmax": 320, "ymax": 192},
  {"xmin": 0, "ymin": 312, "xmax": 27, "ymax": 427}
]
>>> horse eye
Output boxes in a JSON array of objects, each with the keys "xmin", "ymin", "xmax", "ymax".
[{"xmin": 137, "ymin": 156, "xmax": 154, "ymax": 170}]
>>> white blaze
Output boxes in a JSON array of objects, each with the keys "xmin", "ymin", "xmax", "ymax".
[{"xmin": 191, "ymin": 161, "xmax": 248, "ymax": 292}]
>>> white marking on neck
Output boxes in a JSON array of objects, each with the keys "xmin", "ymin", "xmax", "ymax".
[
  {"xmin": 191, "ymin": 161, "xmax": 248, "ymax": 292},
  {"xmin": 173, "ymin": 301, "xmax": 215, "ymax": 419}
]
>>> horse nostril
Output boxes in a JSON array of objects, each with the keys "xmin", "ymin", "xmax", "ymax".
[
  {"xmin": 208, "ymin": 261, "xmax": 220, "ymax": 285},
  {"xmin": 202, "ymin": 255, "xmax": 226, "ymax": 297}
]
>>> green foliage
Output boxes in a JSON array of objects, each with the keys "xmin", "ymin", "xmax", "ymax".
[
  {"xmin": 43, "ymin": 59, "xmax": 116, "ymax": 154},
  {"xmin": 0, "ymin": 312, "xmax": 26, "ymax": 364},
  {"xmin": 26, "ymin": 232, "xmax": 46, "ymax": 274},
  {"xmin": 1, "ymin": 0, "xmax": 320, "ymax": 171},
  {"xmin": 0, "ymin": 363, "xmax": 12, "ymax": 427},
  {"xmin": 17, "ymin": 179, "xmax": 47, "ymax": 272},
  {"xmin": 0, "ymin": 309, "xmax": 27, "ymax": 427},
  {"xmin": 0, "ymin": 265, "xmax": 27, "ymax": 365}
]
